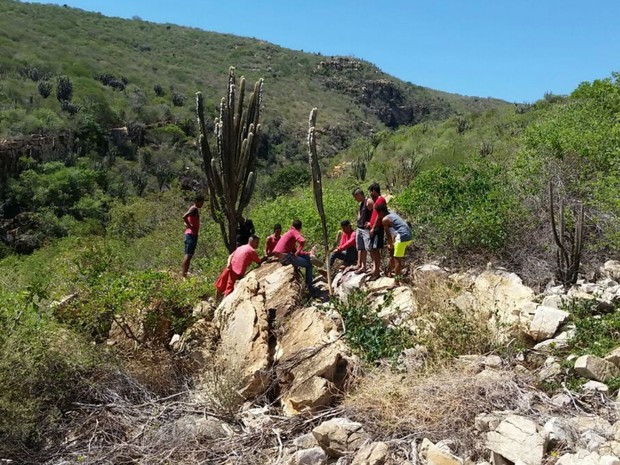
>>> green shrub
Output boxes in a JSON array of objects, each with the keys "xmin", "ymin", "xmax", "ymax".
[
  {"xmin": 264, "ymin": 164, "xmax": 312, "ymax": 198},
  {"xmin": 333, "ymin": 290, "xmax": 410, "ymax": 362},
  {"xmin": 566, "ymin": 298, "xmax": 620, "ymax": 357},
  {"xmin": 395, "ymin": 163, "xmax": 520, "ymax": 257},
  {"xmin": 0, "ymin": 289, "xmax": 99, "ymax": 453}
]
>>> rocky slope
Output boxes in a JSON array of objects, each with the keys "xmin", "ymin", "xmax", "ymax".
[{"xmin": 44, "ymin": 260, "xmax": 620, "ymax": 464}]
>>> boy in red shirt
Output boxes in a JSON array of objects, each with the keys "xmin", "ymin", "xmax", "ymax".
[
  {"xmin": 264, "ymin": 223, "xmax": 282, "ymax": 257},
  {"xmin": 215, "ymin": 235, "xmax": 264, "ymax": 298},
  {"xmin": 181, "ymin": 194, "xmax": 204, "ymax": 277},
  {"xmin": 329, "ymin": 220, "xmax": 357, "ymax": 270},
  {"xmin": 368, "ymin": 183, "xmax": 386, "ymax": 279}
]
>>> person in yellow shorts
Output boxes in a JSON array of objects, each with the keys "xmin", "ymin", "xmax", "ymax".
[{"xmin": 374, "ymin": 202, "xmax": 413, "ymax": 277}]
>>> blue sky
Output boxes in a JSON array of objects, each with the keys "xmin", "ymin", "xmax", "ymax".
[{"xmin": 27, "ymin": 0, "xmax": 620, "ymax": 103}]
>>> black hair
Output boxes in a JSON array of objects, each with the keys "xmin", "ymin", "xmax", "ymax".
[
  {"xmin": 368, "ymin": 182, "xmax": 381, "ymax": 194},
  {"xmin": 352, "ymin": 187, "xmax": 364, "ymax": 196},
  {"xmin": 292, "ymin": 219, "xmax": 302, "ymax": 230},
  {"xmin": 195, "ymin": 194, "xmax": 205, "ymax": 202},
  {"xmin": 374, "ymin": 202, "xmax": 388, "ymax": 214},
  {"xmin": 340, "ymin": 219, "xmax": 351, "ymax": 228},
  {"xmin": 273, "ymin": 223, "xmax": 282, "ymax": 231},
  {"xmin": 249, "ymin": 234, "xmax": 260, "ymax": 241}
]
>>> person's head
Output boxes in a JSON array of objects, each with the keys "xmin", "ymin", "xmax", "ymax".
[
  {"xmin": 249, "ymin": 234, "xmax": 260, "ymax": 248},
  {"xmin": 352, "ymin": 187, "xmax": 364, "ymax": 202},
  {"xmin": 273, "ymin": 223, "xmax": 282, "ymax": 235},
  {"xmin": 368, "ymin": 182, "xmax": 381, "ymax": 200},
  {"xmin": 374, "ymin": 201, "xmax": 389, "ymax": 218},
  {"xmin": 292, "ymin": 219, "xmax": 302, "ymax": 230},
  {"xmin": 194, "ymin": 194, "xmax": 205, "ymax": 208},
  {"xmin": 340, "ymin": 219, "xmax": 352, "ymax": 233}
]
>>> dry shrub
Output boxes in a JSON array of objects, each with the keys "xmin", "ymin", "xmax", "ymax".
[
  {"xmin": 192, "ymin": 353, "xmax": 245, "ymax": 421},
  {"xmin": 342, "ymin": 364, "xmax": 538, "ymax": 457},
  {"xmin": 409, "ymin": 274, "xmax": 501, "ymax": 361},
  {"xmin": 121, "ymin": 347, "xmax": 187, "ymax": 396}
]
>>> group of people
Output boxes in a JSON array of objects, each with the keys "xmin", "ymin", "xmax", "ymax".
[{"xmin": 181, "ymin": 182, "xmax": 413, "ymax": 297}]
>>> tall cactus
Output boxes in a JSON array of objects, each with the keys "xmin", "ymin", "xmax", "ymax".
[
  {"xmin": 549, "ymin": 182, "xmax": 584, "ymax": 286},
  {"xmin": 196, "ymin": 67, "xmax": 263, "ymax": 252},
  {"xmin": 308, "ymin": 108, "xmax": 332, "ymax": 295}
]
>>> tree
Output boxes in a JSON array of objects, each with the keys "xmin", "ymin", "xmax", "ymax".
[{"xmin": 196, "ymin": 67, "xmax": 264, "ymax": 252}]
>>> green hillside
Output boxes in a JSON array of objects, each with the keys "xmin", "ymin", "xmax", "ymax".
[{"xmin": 0, "ymin": 0, "xmax": 506, "ymax": 161}]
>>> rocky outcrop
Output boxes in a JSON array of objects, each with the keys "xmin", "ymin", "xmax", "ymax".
[{"xmin": 276, "ymin": 306, "xmax": 355, "ymax": 415}]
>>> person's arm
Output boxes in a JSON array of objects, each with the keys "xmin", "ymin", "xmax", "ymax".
[
  {"xmin": 339, "ymin": 231, "xmax": 356, "ymax": 251},
  {"xmin": 182, "ymin": 206, "xmax": 197, "ymax": 227},
  {"xmin": 383, "ymin": 217, "xmax": 394, "ymax": 249},
  {"xmin": 226, "ymin": 249, "xmax": 235, "ymax": 269},
  {"xmin": 264, "ymin": 237, "xmax": 270, "ymax": 256},
  {"xmin": 365, "ymin": 198, "xmax": 374, "ymax": 229},
  {"xmin": 294, "ymin": 230, "xmax": 305, "ymax": 255},
  {"xmin": 333, "ymin": 230, "xmax": 343, "ymax": 251}
]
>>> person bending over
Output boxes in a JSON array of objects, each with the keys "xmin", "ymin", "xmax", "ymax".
[
  {"xmin": 374, "ymin": 202, "xmax": 413, "ymax": 277},
  {"xmin": 215, "ymin": 234, "xmax": 265, "ymax": 298}
]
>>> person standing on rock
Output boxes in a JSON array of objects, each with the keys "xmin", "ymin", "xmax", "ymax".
[
  {"xmin": 215, "ymin": 234, "xmax": 265, "ymax": 298},
  {"xmin": 181, "ymin": 194, "xmax": 205, "ymax": 277},
  {"xmin": 351, "ymin": 187, "xmax": 374, "ymax": 274},
  {"xmin": 273, "ymin": 219, "xmax": 318, "ymax": 294},
  {"xmin": 375, "ymin": 202, "xmax": 413, "ymax": 277},
  {"xmin": 368, "ymin": 182, "xmax": 386, "ymax": 279},
  {"xmin": 264, "ymin": 223, "xmax": 282, "ymax": 258}
]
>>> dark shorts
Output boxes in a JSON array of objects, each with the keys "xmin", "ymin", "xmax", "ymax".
[
  {"xmin": 370, "ymin": 228, "xmax": 384, "ymax": 249},
  {"xmin": 184, "ymin": 233, "xmax": 198, "ymax": 255}
]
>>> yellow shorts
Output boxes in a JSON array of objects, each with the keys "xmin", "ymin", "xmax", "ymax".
[{"xmin": 393, "ymin": 239, "xmax": 412, "ymax": 258}]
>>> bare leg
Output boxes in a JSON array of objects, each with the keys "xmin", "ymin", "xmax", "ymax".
[
  {"xmin": 369, "ymin": 249, "xmax": 381, "ymax": 278},
  {"xmin": 182, "ymin": 254, "xmax": 193, "ymax": 277},
  {"xmin": 353, "ymin": 250, "xmax": 368, "ymax": 273},
  {"xmin": 393, "ymin": 257, "xmax": 403, "ymax": 276}
]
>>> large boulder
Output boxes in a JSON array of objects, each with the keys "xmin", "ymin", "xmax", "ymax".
[
  {"xmin": 214, "ymin": 275, "xmax": 272, "ymax": 399},
  {"xmin": 528, "ymin": 306, "xmax": 569, "ymax": 342},
  {"xmin": 351, "ymin": 442, "xmax": 389, "ymax": 465},
  {"xmin": 473, "ymin": 270, "xmax": 536, "ymax": 330},
  {"xmin": 276, "ymin": 307, "xmax": 356, "ymax": 415},
  {"xmin": 333, "ymin": 269, "xmax": 368, "ymax": 301},
  {"xmin": 253, "ymin": 261, "xmax": 302, "ymax": 318},
  {"xmin": 601, "ymin": 260, "xmax": 620, "ymax": 281},
  {"xmin": 574, "ymin": 355, "xmax": 620, "ymax": 382},
  {"xmin": 486, "ymin": 415, "xmax": 547, "ymax": 465}
]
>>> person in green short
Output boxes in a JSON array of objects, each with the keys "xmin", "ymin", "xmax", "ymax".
[{"xmin": 374, "ymin": 202, "xmax": 412, "ymax": 277}]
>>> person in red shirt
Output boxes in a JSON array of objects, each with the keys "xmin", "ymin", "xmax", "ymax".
[
  {"xmin": 368, "ymin": 182, "xmax": 386, "ymax": 279},
  {"xmin": 181, "ymin": 194, "xmax": 204, "ymax": 277},
  {"xmin": 329, "ymin": 220, "xmax": 357, "ymax": 270},
  {"xmin": 215, "ymin": 235, "xmax": 264, "ymax": 298},
  {"xmin": 273, "ymin": 219, "xmax": 318, "ymax": 294},
  {"xmin": 264, "ymin": 223, "xmax": 282, "ymax": 257}
]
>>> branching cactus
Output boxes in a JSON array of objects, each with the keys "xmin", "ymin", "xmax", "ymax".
[
  {"xmin": 196, "ymin": 67, "xmax": 263, "ymax": 252},
  {"xmin": 308, "ymin": 108, "xmax": 332, "ymax": 295},
  {"xmin": 549, "ymin": 182, "xmax": 584, "ymax": 286}
]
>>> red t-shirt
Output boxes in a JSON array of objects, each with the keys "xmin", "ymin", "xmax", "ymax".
[
  {"xmin": 230, "ymin": 244, "xmax": 261, "ymax": 276},
  {"xmin": 184, "ymin": 206, "xmax": 200, "ymax": 235},
  {"xmin": 337, "ymin": 230, "xmax": 356, "ymax": 251},
  {"xmin": 273, "ymin": 227, "xmax": 305, "ymax": 255},
  {"xmin": 265, "ymin": 234, "xmax": 281, "ymax": 256},
  {"xmin": 369, "ymin": 195, "xmax": 386, "ymax": 230}
]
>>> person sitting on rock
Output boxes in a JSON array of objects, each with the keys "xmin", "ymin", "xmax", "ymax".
[
  {"xmin": 273, "ymin": 219, "xmax": 318, "ymax": 294},
  {"xmin": 264, "ymin": 223, "xmax": 282, "ymax": 258},
  {"xmin": 374, "ymin": 202, "xmax": 413, "ymax": 278},
  {"xmin": 215, "ymin": 235, "xmax": 265, "ymax": 298},
  {"xmin": 329, "ymin": 220, "xmax": 357, "ymax": 271}
]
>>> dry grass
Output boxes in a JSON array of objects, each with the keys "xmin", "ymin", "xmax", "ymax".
[
  {"xmin": 342, "ymin": 363, "xmax": 541, "ymax": 458},
  {"xmin": 408, "ymin": 274, "xmax": 502, "ymax": 362}
]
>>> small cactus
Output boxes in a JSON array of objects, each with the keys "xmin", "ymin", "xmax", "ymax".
[
  {"xmin": 56, "ymin": 76, "xmax": 73, "ymax": 102},
  {"xmin": 37, "ymin": 80, "xmax": 52, "ymax": 99}
]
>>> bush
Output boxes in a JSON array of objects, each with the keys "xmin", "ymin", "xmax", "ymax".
[
  {"xmin": 395, "ymin": 163, "xmax": 520, "ymax": 258},
  {"xmin": 37, "ymin": 79, "xmax": 52, "ymax": 98},
  {"xmin": 56, "ymin": 75, "xmax": 73, "ymax": 102},
  {"xmin": 265, "ymin": 164, "xmax": 311, "ymax": 198},
  {"xmin": 0, "ymin": 289, "xmax": 99, "ymax": 454},
  {"xmin": 333, "ymin": 290, "xmax": 410, "ymax": 362}
]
